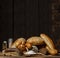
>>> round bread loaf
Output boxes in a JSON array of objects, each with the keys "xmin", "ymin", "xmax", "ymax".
[
  {"xmin": 17, "ymin": 44, "xmax": 26, "ymax": 51},
  {"xmin": 25, "ymin": 42, "xmax": 32, "ymax": 49},
  {"xmin": 11, "ymin": 38, "xmax": 26, "ymax": 48}
]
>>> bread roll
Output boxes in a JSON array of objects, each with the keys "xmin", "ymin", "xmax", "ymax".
[
  {"xmin": 17, "ymin": 44, "xmax": 26, "ymax": 51},
  {"xmin": 40, "ymin": 34, "xmax": 58, "ymax": 55},
  {"xmin": 11, "ymin": 38, "xmax": 26, "ymax": 48},
  {"xmin": 27, "ymin": 37, "xmax": 44, "ymax": 45},
  {"xmin": 25, "ymin": 42, "xmax": 32, "ymax": 49},
  {"xmin": 40, "ymin": 34, "xmax": 55, "ymax": 49}
]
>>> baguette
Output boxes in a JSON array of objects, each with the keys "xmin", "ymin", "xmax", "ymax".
[
  {"xmin": 27, "ymin": 37, "xmax": 44, "ymax": 45},
  {"xmin": 40, "ymin": 34, "xmax": 55, "ymax": 49},
  {"xmin": 40, "ymin": 34, "xmax": 58, "ymax": 55}
]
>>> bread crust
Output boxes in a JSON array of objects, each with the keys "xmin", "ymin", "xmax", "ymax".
[
  {"xmin": 11, "ymin": 38, "xmax": 26, "ymax": 48},
  {"xmin": 27, "ymin": 37, "xmax": 44, "ymax": 45},
  {"xmin": 40, "ymin": 34, "xmax": 55, "ymax": 49},
  {"xmin": 40, "ymin": 34, "xmax": 58, "ymax": 55},
  {"xmin": 25, "ymin": 43, "xmax": 32, "ymax": 49}
]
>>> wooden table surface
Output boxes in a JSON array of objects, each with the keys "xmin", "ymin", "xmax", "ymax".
[
  {"xmin": 0, "ymin": 55, "xmax": 60, "ymax": 58},
  {"xmin": 0, "ymin": 51, "xmax": 60, "ymax": 58}
]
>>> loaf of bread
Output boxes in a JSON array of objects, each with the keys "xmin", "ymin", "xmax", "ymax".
[
  {"xmin": 25, "ymin": 42, "xmax": 32, "ymax": 49},
  {"xmin": 40, "ymin": 34, "xmax": 55, "ymax": 49},
  {"xmin": 40, "ymin": 34, "xmax": 58, "ymax": 55},
  {"xmin": 11, "ymin": 38, "xmax": 26, "ymax": 48},
  {"xmin": 27, "ymin": 37, "xmax": 44, "ymax": 45},
  {"xmin": 17, "ymin": 44, "xmax": 26, "ymax": 51}
]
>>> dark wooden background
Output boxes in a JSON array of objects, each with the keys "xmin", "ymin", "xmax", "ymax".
[{"xmin": 0, "ymin": 0, "xmax": 60, "ymax": 51}]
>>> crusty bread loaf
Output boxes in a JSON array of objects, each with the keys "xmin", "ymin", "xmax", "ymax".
[
  {"xmin": 40, "ymin": 34, "xmax": 55, "ymax": 49},
  {"xmin": 11, "ymin": 38, "xmax": 26, "ymax": 48},
  {"xmin": 40, "ymin": 34, "xmax": 58, "ymax": 55},
  {"xmin": 27, "ymin": 37, "xmax": 44, "ymax": 45},
  {"xmin": 17, "ymin": 44, "xmax": 26, "ymax": 51},
  {"xmin": 25, "ymin": 42, "xmax": 32, "ymax": 49}
]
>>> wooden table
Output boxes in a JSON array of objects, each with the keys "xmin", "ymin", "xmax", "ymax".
[
  {"xmin": 0, "ymin": 55, "xmax": 60, "ymax": 58},
  {"xmin": 0, "ymin": 51, "xmax": 60, "ymax": 58}
]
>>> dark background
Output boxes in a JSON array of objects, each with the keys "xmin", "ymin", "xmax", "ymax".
[{"xmin": 0, "ymin": 0, "xmax": 59, "ymax": 51}]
